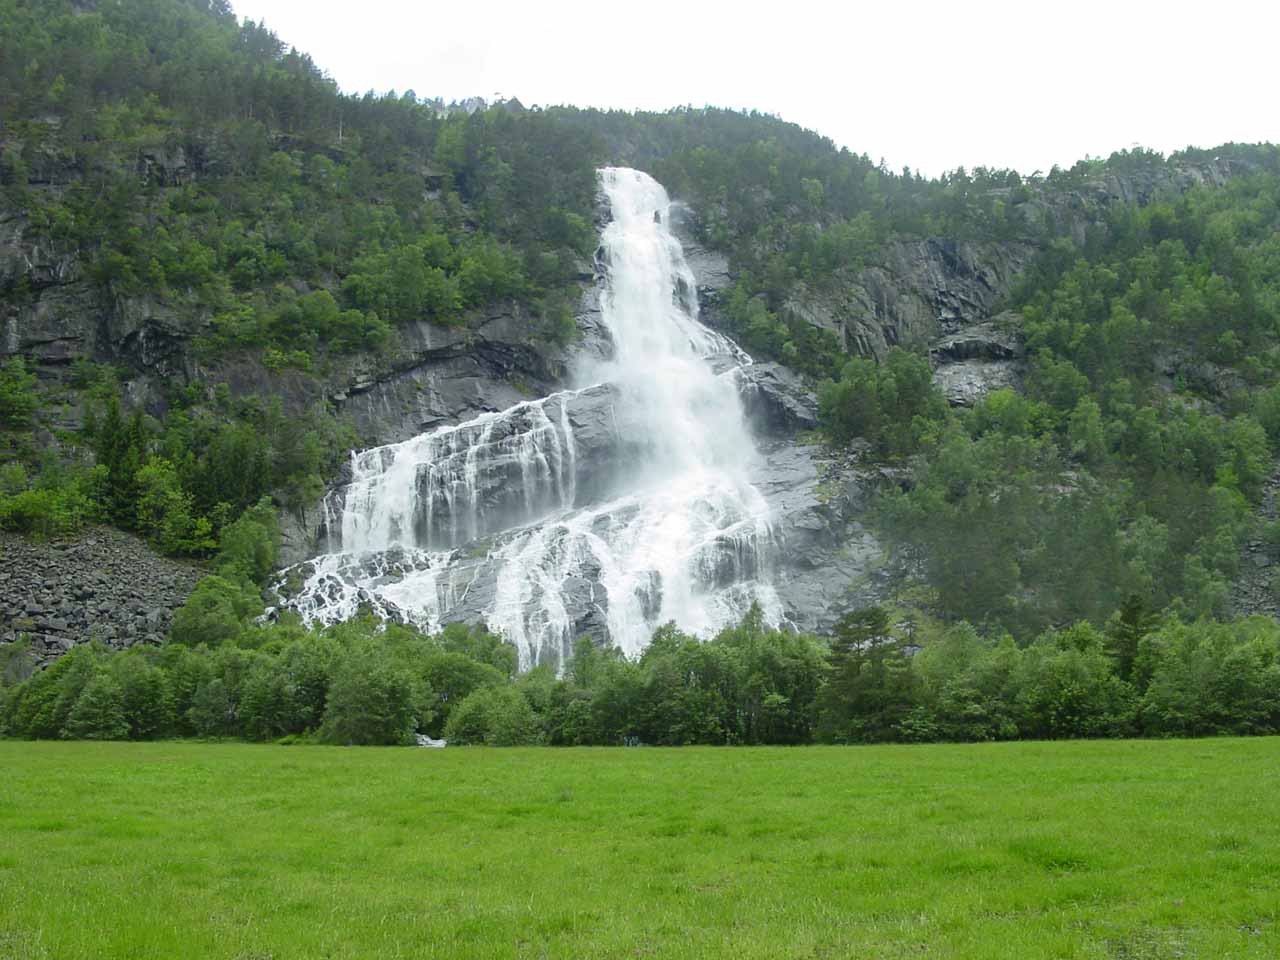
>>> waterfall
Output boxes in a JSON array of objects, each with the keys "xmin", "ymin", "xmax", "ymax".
[{"xmin": 284, "ymin": 167, "xmax": 782, "ymax": 668}]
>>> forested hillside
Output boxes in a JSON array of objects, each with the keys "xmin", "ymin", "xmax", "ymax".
[
  {"xmin": 3, "ymin": 0, "xmax": 1280, "ymax": 744},
  {"xmin": 867, "ymin": 167, "xmax": 1280, "ymax": 636},
  {"xmin": 0, "ymin": 0, "xmax": 604, "ymax": 543}
]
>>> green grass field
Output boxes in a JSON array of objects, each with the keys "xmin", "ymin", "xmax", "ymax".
[{"xmin": 0, "ymin": 739, "xmax": 1276, "ymax": 959}]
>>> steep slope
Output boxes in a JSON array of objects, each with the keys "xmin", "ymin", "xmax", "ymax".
[{"xmin": 3, "ymin": 0, "xmax": 1279, "ymax": 661}]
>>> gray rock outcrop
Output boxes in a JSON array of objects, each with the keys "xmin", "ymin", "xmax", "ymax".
[
  {"xmin": 750, "ymin": 439, "xmax": 893, "ymax": 633},
  {"xmin": 930, "ymin": 314, "xmax": 1026, "ymax": 406},
  {"xmin": 737, "ymin": 362, "xmax": 819, "ymax": 435},
  {"xmin": 786, "ymin": 237, "xmax": 1035, "ymax": 360}
]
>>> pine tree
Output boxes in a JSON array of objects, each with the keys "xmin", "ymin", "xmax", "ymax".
[
  {"xmin": 91, "ymin": 398, "xmax": 150, "ymax": 528},
  {"xmin": 1106, "ymin": 594, "xmax": 1159, "ymax": 687}
]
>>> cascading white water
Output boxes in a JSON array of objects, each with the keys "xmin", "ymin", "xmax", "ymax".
[{"xmin": 285, "ymin": 167, "xmax": 781, "ymax": 667}]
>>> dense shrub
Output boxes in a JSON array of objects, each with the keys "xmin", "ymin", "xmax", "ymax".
[
  {"xmin": 169, "ymin": 576, "xmax": 264, "ymax": 647},
  {"xmin": 320, "ymin": 655, "xmax": 427, "ymax": 746},
  {"xmin": 0, "ymin": 475, "xmax": 100, "ymax": 538},
  {"xmin": 443, "ymin": 684, "xmax": 542, "ymax": 746},
  {"xmin": 215, "ymin": 498, "xmax": 279, "ymax": 583},
  {"xmin": 1138, "ymin": 620, "xmax": 1280, "ymax": 736},
  {"xmin": 4, "ymin": 646, "xmax": 102, "ymax": 739},
  {"xmin": 64, "ymin": 672, "xmax": 129, "ymax": 741},
  {"xmin": 417, "ymin": 652, "xmax": 506, "ymax": 737},
  {"xmin": 1012, "ymin": 626, "xmax": 1137, "ymax": 739}
]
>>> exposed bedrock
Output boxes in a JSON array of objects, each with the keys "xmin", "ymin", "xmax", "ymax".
[
  {"xmin": 737, "ymin": 362, "xmax": 820, "ymax": 435},
  {"xmin": 930, "ymin": 313, "xmax": 1027, "ymax": 407},
  {"xmin": 277, "ymin": 437, "xmax": 895, "ymax": 659}
]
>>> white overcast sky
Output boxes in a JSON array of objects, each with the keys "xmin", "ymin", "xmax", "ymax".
[{"xmin": 232, "ymin": 0, "xmax": 1277, "ymax": 178}]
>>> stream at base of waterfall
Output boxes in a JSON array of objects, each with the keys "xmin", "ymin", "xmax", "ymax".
[{"xmin": 281, "ymin": 167, "xmax": 784, "ymax": 669}]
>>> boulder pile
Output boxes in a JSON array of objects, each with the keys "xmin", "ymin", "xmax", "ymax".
[{"xmin": 0, "ymin": 528, "xmax": 203, "ymax": 664}]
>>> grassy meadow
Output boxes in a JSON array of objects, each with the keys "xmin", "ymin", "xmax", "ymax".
[{"xmin": 0, "ymin": 739, "xmax": 1276, "ymax": 959}]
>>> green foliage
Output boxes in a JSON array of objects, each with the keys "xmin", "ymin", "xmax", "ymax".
[
  {"xmin": 818, "ymin": 348, "xmax": 946, "ymax": 455},
  {"xmin": 537, "ymin": 607, "xmax": 831, "ymax": 747},
  {"xmin": 342, "ymin": 239, "xmax": 463, "ymax": 327},
  {"xmin": 0, "ymin": 637, "xmax": 36, "ymax": 691},
  {"xmin": 816, "ymin": 607, "xmax": 916, "ymax": 743},
  {"xmin": 443, "ymin": 684, "xmax": 542, "ymax": 746},
  {"xmin": 906, "ymin": 624, "xmax": 1021, "ymax": 742},
  {"xmin": 879, "ymin": 382, "xmax": 1265, "ymax": 636},
  {"xmin": 63, "ymin": 672, "xmax": 128, "ymax": 741},
  {"xmin": 239, "ymin": 637, "xmax": 336, "ymax": 741},
  {"xmin": 534, "ymin": 293, "xmax": 579, "ymax": 346},
  {"xmin": 5, "ymin": 604, "xmax": 1280, "ymax": 746},
  {"xmin": 215, "ymin": 497, "xmax": 279, "ymax": 583},
  {"xmin": 1138, "ymin": 619, "xmax": 1280, "ymax": 736},
  {"xmin": 267, "ymin": 290, "xmax": 388, "ymax": 353},
  {"xmin": 436, "ymin": 622, "xmax": 518, "ymax": 677},
  {"xmin": 417, "ymin": 651, "xmax": 506, "ymax": 737},
  {"xmin": 1016, "ymin": 176, "xmax": 1280, "ymax": 383},
  {"xmin": 4, "ymin": 645, "xmax": 101, "ymax": 739},
  {"xmin": 0, "ymin": 358, "xmax": 39, "ymax": 430},
  {"xmin": 169, "ymin": 575, "xmax": 263, "ymax": 648},
  {"xmin": 112, "ymin": 653, "xmax": 174, "ymax": 740},
  {"xmin": 1012, "ymin": 625, "xmax": 1136, "ymax": 739},
  {"xmin": 2, "ymin": 2, "xmax": 598, "ymax": 368},
  {"xmin": 186, "ymin": 676, "xmax": 234, "ymax": 738},
  {"xmin": 1104, "ymin": 594, "xmax": 1161, "ymax": 686},
  {"xmin": 88, "ymin": 397, "xmax": 149, "ymax": 528},
  {"xmin": 135, "ymin": 457, "xmax": 215, "ymax": 554},
  {"xmin": 320, "ymin": 656, "xmax": 426, "ymax": 746},
  {"xmin": 69, "ymin": 384, "xmax": 342, "ymax": 563},
  {"xmin": 0, "ymin": 460, "xmax": 102, "ymax": 538},
  {"xmin": 816, "ymin": 614, "xmax": 1280, "ymax": 743},
  {"xmin": 791, "ymin": 153, "xmax": 1280, "ymax": 638}
]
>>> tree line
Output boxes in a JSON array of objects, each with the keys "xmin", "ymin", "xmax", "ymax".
[{"xmin": 3, "ymin": 601, "xmax": 1277, "ymax": 746}]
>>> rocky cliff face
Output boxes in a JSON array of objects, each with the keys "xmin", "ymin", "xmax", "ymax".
[
  {"xmin": 694, "ymin": 156, "xmax": 1252, "ymax": 412},
  {"xmin": 4, "ymin": 153, "xmax": 1241, "ymax": 426},
  {"xmin": 780, "ymin": 237, "xmax": 1036, "ymax": 361},
  {"xmin": 2, "ymin": 144, "xmax": 211, "ymax": 384}
]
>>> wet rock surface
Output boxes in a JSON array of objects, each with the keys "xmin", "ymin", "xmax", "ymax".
[
  {"xmin": 278, "ymin": 176, "xmax": 883, "ymax": 663},
  {"xmin": 749, "ymin": 439, "xmax": 894, "ymax": 633},
  {"xmin": 0, "ymin": 528, "xmax": 204, "ymax": 664},
  {"xmin": 331, "ymin": 294, "xmax": 612, "ymax": 450},
  {"xmin": 738, "ymin": 362, "xmax": 820, "ymax": 435},
  {"xmin": 280, "ymin": 382, "xmax": 633, "ymax": 566},
  {"xmin": 277, "ymin": 438, "xmax": 897, "ymax": 659}
]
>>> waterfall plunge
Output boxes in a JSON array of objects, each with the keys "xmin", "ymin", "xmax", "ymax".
[{"xmin": 285, "ymin": 167, "xmax": 782, "ymax": 667}]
